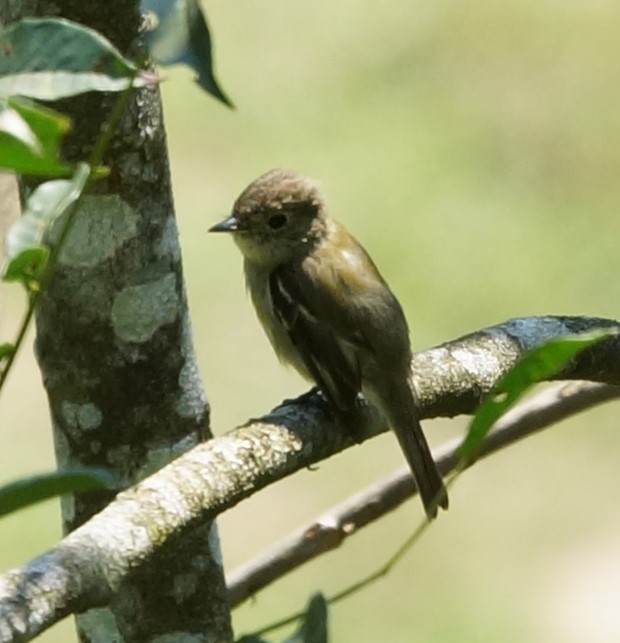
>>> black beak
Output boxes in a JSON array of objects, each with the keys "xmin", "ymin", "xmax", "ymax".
[{"xmin": 209, "ymin": 214, "xmax": 240, "ymax": 233}]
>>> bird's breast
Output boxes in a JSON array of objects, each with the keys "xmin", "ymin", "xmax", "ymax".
[{"xmin": 243, "ymin": 260, "xmax": 312, "ymax": 379}]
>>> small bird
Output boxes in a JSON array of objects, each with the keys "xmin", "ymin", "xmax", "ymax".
[{"xmin": 210, "ymin": 169, "xmax": 448, "ymax": 518}]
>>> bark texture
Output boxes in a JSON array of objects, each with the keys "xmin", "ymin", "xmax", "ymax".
[{"xmin": 0, "ymin": 2, "xmax": 232, "ymax": 641}]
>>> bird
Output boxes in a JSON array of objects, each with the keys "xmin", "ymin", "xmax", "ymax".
[{"xmin": 209, "ymin": 169, "xmax": 448, "ymax": 518}]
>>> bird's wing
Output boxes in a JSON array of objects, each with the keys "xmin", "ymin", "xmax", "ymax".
[
  {"xmin": 268, "ymin": 231, "xmax": 402, "ymax": 411},
  {"xmin": 269, "ymin": 261, "xmax": 362, "ymax": 411}
]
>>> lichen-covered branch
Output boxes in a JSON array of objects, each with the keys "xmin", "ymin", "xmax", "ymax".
[
  {"xmin": 0, "ymin": 315, "xmax": 618, "ymax": 642},
  {"xmin": 412, "ymin": 315, "xmax": 620, "ymax": 416},
  {"xmin": 226, "ymin": 381, "xmax": 620, "ymax": 607}
]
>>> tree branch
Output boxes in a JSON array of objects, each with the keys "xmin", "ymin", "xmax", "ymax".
[
  {"xmin": 0, "ymin": 315, "xmax": 618, "ymax": 641},
  {"xmin": 226, "ymin": 380, "xmax": 620, "ymax": 607}
]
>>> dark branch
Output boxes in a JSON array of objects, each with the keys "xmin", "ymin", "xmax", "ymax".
[{"xmin": 412, "ymin": 315, "xmax": 620, "ymax": 417}]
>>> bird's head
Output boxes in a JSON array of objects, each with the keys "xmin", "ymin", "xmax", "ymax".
[{"xmin": 210, "ymin": 169, "xmax": 327, "ymax": 267}]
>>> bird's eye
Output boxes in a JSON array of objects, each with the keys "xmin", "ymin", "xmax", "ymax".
[{"xmin": 268, "ymin": 213, "xmax": 287, "ymax": 229}]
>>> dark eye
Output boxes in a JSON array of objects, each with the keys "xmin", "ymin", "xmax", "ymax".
[{"xmin": 268, "ymin": 213, "xmax": 287, "ymax": 229}]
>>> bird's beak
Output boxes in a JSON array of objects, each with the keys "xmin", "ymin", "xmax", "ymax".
[{"xmin": 209, "ymin": 214, "xmax": 240, "ymax": 233}]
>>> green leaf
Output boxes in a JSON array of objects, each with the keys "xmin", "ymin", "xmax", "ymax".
[
  {"xmin": 0, "ymin": 98, "xmax": 40, "ymax": 150},
  {"xmin": 0, "ymin": 468, "xmax": 117, "ymax": 517},
  {"xmin": 284, "ymin": 593, "xmax": 329, "ymax": 643},
  {"xmin": 459, "ymin": 329, "xmax": 614, "ymax": 462},
  {"xmin": 0, "ymin": 18, "xmax": 158, "ymax": 100},
  {"xmin": 143, "ymin": 0, "xmax": 233, "ymax": 107},
  {"xmin": 0, "ymin": 96, "xmax": 71, "ymax": 175},
  {"xmin": 0, "ymin": 343, "xmax": 15, "ymax": 363},
  {"xmin": 2, "ymin": 245, "xmax": 49, "ymax": 286},
  {"xmin": 3, "ymin": 163, "xmax": 90, "ymax": 287}
]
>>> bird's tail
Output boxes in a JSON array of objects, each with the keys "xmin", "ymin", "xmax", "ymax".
[
  {"xmin": 381, "ymin": 383, "xmax": 448, "ymax": 519},
  {"xmin": 393, "ymin": 414, "xmax": 449, "ymax": 519}
]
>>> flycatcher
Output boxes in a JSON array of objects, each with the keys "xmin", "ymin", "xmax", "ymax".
[{"xmin": 210, "ymin": 169, "xmax": 448, "ymax": 518}]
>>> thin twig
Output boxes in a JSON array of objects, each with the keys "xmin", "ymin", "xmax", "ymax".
[
  {"xmin": 227, "ymin": 381, "xmax": 620, "ymax": 609},
  {"xmin": 0, "ymin": 293, "xmax": 35, "ymax": 390}
]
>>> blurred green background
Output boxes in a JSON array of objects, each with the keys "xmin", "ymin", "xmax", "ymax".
[{"xmin": 2, "ymin": 0, "xmax": 620, "ymax": 640}]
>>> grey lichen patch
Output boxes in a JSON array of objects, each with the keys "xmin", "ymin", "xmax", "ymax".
[
  {"xmin": 176, "ymin": 355, "xmax": 207, "ymax": 419},
  {"xmin": 52, "ymin": 422, "xmax": 71, "ymax": 466},
  {"xmin": 71, "ymin": 274, "xmax": 116, "ymax": 322},
  {"xmin": 172, "ymin": 572, "xmax": 199, "ymax": 603},
  {"xmin": 152, "ymin": 634, "xmax": 206, "ymax": 643},
  {"xmin": 78, "ymin": 403, "xmax": 103, "ymax": 430},
  {"xmin": 451, "ymin": 345, "xmax": 502, "ymax": 378},
  {"xmin": 62, "ymin": 401, "xmax": 103, "ymax": 433},
  {"xmin": 106, "ymin": 445, "xmax": 133, "ymax": 482},
  {"xmin": 77, "ymin": 608, "xmax": 123, "ymax": 643},
  {"xmin": 111, "ymin": 273, "xmax": 178, "ymax": 343},
  {"xmin": 58, "ymin": 195, "xmax": 138, "ymax": 267},
  {"xmin": 190, "ymin": 553, "xmax": 212, "ymax": 573},
  {"xmin": 156, "ymin": 216, "xmax": 181, "ymax": 262},
  {"xmin": 208, "ymin": 523, "xmax": 223, "ymax": 567},
  {"xmin": 90, "ymin": 440, "xmax": 102, "ymax": 455},
  {"xmin": 217, "ymin": 424, "xmax": 304, "ymax": 471},
  {"xmin": 61, "ymin": 493, "xmax": 75, "ymax": 524},
  {"xmin": 135, "ymin": 435, "xmax": 199, "ymax": 479},
  {"xmin": 62, "ymin": 401, "xmax": 79, "ymax": 430}
]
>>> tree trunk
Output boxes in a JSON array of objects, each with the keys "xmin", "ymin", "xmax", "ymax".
[{"xmin": 0, "ymin": 1, "xmax": 233, "ymax": 640}]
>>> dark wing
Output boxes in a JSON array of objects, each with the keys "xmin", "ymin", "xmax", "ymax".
[{"xmin": 269, "ymin": 263, "xmax": 363, "ymax": 412}]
